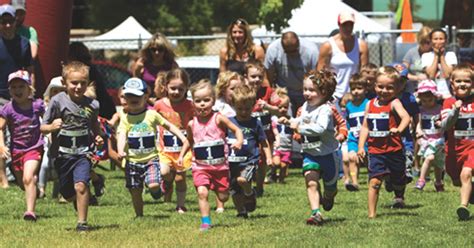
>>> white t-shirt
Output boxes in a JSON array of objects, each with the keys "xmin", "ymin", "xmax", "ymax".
[{"xmin": 421, "ymin": 51, "xmax": 458, "ymax": 98}]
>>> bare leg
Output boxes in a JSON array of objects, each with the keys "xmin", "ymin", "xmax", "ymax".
[
  {"xmin": 348, "ymin": 152, "xmax": 359, "ymax": 186},
  {"xmin": 0, "ymin": 159, "xmax": 8, "ymax": 188},
  {"xmin": 419, "ymin": 155, "xmax": 434, "ymax": 182},
  {"xmin": 129, "ymin": 188, "xmax": 144, "ymax": 217},
  {"xmin": 197, "ymin": 186, "xmax": 210, "ymax": 217},
  {"xmin": 175, "ymin": 171, "xmax": 187, "ymax": 208},
  {"xmin": 342, "ymin": 150, "xmax": 350, "ymax": 184},
  {"xmin": 460, "ymin": 168, "xmax": 473, "ymax": 207},
  {"xmin": 75, "ymin": 182, "xmax": 90, "ymax": 223},
  {"xmin": 368, "ymin": 178, "xmax": 382, "ymax": 218},
  {"xmin": 23, "ymin": 160, "xmax": 40, "ymax": 213},
  {"xmin": 304, "ymin": 170, "xmax": 321, "ymax": 211}
]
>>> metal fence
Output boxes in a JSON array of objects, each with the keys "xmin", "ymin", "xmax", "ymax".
[{"xmin": 71, "ymin": 27, "xmax": 474, "ymax": 87}]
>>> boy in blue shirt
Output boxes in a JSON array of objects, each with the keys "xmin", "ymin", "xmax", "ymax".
[{"xmin": 228, "ymin": 85, "xmax": 272, "ymax": 218}]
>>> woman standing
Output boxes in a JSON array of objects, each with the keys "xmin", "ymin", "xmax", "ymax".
[
  {"xmin": 219, "ymin": 18, "xmax": 265, "ymax": 75},
  {"xmin": 402, "ymin": 26, "xmax": 432, "ymax": 93}
]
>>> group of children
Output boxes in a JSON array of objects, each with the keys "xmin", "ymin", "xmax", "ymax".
[{"xmin": 0, "ymin": 58, "xmax": 472, "ymax": 232}]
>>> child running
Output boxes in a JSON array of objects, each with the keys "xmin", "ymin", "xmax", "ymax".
[
  {"xmin": 41, "ymin": 61, "xmax": 103, "ymax": 231},
  {"xmin": 415, "ymin": 79, "xmax": 445, "ymax": 191},
  {"xmin": 0, "ymin": 70, "xmax": 44, "ymax": 221},
  {"xmin": 270, "ymin": 87, "xmax": 293, "ymax": 183},
  {"xmin": 184, "ymin": 81, "xmax": 243, "ymax": 231},
  {"xmin": 287, "ymin": 70, "xmax": 339, "ymax": 225},
  {"xmin": 117, "ymin": 78, "xmax": 188, "ymax": 218},
  {"xmin": 154, "ymin": 69, "xmax": 194, "ymax": 213},
  {"xmin": 344, "ymin": 73, "xmax": 369, "ymax": 191},
  {"xmin": 357, "ymin": 66, "xmax": 410, "ymax": 219},
  {"xmin": 228, "ymin": 85, "xmax": 271, "ymax": 218},
  {"xmin": 441, "ymin": 64, "xmax": 474, "ymax": 221},
  {"xmin": 214, "ymin": 71, "xmax": 242, "ymax": 118}
]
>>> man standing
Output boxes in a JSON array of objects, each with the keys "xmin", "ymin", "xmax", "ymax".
[
  {"xmin": 264, "ymin": 31, "xmax": 318, "ymax": 115},
  {"xmin": 0, "ymin": 4, "xmax": 33, "ymax": 100}
]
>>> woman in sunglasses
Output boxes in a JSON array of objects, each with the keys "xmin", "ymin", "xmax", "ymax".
[
  {"xmin": 133, "ymin": 33, "xmax": 178, "ymax": 94},
  {"xmin": 219, "ymin": 18, "xmax": 265, "ymax": 75}
]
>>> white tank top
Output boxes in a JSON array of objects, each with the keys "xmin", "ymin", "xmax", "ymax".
[{"xmin": 329, "ymin": 37, "xmax": 360, "ymax": 99}]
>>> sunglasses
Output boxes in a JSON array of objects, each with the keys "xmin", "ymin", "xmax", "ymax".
[
  {"xmin": 234, "ymin": 18, "xmax": 248, "ymax": 26},
  {"xmin": 0, "ymin": 18, "xmax": 14, "ymax": 25},
  {"xmin": 150, "ymin": 47, "xmax": 165, "ymax": 53}
]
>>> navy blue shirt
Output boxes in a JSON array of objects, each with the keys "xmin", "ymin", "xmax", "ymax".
[
  {"xmin": 227, "ymin": 117, "xmax": 267, "ymax": 166},
  {"xmin": 398, "ymin": 92, "xmax": 420, "ymax": 151},
  {"xmin": 0, "ymin": 35, "xmax": 32, "ymax": 99}
]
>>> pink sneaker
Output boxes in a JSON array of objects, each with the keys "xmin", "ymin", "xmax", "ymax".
[{"xmin": 415, "ymin": 179, "xmax": 425, "ymax": 190}]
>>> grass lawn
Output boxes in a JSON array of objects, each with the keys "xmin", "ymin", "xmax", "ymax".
[{"xmin": 0, "ymin": 164, "xmax": 472, "ymax": 247}]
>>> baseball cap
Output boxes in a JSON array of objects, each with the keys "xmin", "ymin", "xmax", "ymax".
[
  {"xmin": 0, "ymin": 4, "xmax": 15, "ymax": 17},
  {"xmin": 417, "ymin": 79, "xmax": 439, "ymax": 96},
  {"xmin": 8, "ymin": 70, "xmax": 31, "ymax": 85},
  {"xmin": 44, "ymin": 76, "xmax": 65, "ymax": 98},
  {"xmin": 338, "ymin": 11, "xmax": 355, "ymax": 25},
  {"xmin": 388, "ymin": 63, "xmax": 408, "ymax": 77},
  {"xmin": 11, "ymin": 0, "xmax": 26, "ymax": 11},
  {"xmin": 123, "ymin": 77, "xmax": 147, "ymax": 96}
]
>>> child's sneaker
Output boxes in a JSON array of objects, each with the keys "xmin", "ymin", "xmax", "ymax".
[
  {"xmin": 215, "ymin": 208, "xmax": 224, "ymax": 214},
  {"xmin": 89, "ymin": 195, "xmax": 99, "ymax": 206},
  {"xmin": 236, "ymin": 211, "xmax": 248, "ymax": 219},
  {"xmin": 306, "ymin": 212, "xmax": 323, "ymax": 225},
  {"xmin": 456, "ymin": 205, "xmax": 470, "ymax": 221},
  {"xmin": 414, "ymin": 179, "xmax": 425, "ymax": 190},
  {"xmin": 92, "ymin": 174, "xmax": 105, "ymax": 197},
  {"xmin": 76, "ymin": 222, "xmax": 90, "ymax": 232},
  {"xmin": 149, "ymin": 188, "xmax": 163, "ymax": 200},
  {"xmin": 23, "ymin": 211, "xmax": 37, "ymax": 222},
  {"xmin": 175, "ymin": 206, "xmax": 187, "ymax": 214},
  {"xmin": 391, "ymin": 197, "xmax": 405, "ymax": 209},
  {"xmin": 321, "ymin": 196, "xmax": 334, "ymax": 211},
  {"xmin": 199, "ymin": 223, "xmax": 212, "ymax": 232},
  {"xmin": 434, "ymin": 182, "xmax": 445, "ymax": 192},
  {"xmin": 384, "ymin": 180, "xmax": 394, "ymax": 192},
  {"xmin": 345, "ymin": 183, "xmax": 359, "ymax": 192}
]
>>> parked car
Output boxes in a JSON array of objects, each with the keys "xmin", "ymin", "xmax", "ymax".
[{"xmin": 92, "ymin": 60, "xmax": 131, "ymax": 105}]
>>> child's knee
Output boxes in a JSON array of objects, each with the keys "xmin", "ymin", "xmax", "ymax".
[
  {"xmin": 22, "ymin": 175, "xmax": 35, "ymax": 186},
  {"xmin": 197, "ymin": 186, "xmax": 209, "ymax": 199},
  {"xmin": 348, "ymin": 152, "xmax": 358, "ymax": 162},
  {"xmin": 236, "ymin": 177, "xmax": 248, "ymax": 186},
  {"xmin": 160, "ymin": 163, "xmax": 171, "ymax": 177},
  {"xmin": 148, "ymin": 183, "xmax": 160, "ymax": 190},
  {"xmin": 74, "ymin": 182, "xmax": 88, "ymax": 194},
  {"xmin": 460, "ymin": 168, "xmax": 473, "ymax": 181},
  {"xmin": 369, "ymin": 178, "xmax": 382, "ymax": 190},
  {"xmin": 217, "ymin": 192, "xmax": 229, "ymax": 202}
]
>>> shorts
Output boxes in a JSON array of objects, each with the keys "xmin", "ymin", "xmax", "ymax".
[
  {"xmin": 347, "ymin": 140, "xmax": 367, "ymax": 153},
  {"xmin": 125, "ymin": 158, "xmax": 161, "ymax": 189},
  {"xmin": 192, "ymin": 169, "xmax": 229, "ymax": 192},
  {"xmin": 55, "ymin": 155, "xmax": 92, "ymax": 199},
  {"xmin": 368, "ymin": 151, "xmax": 406, "ymax": 186},
  {"xmin": 418, "ymin": 140, "xmax": 445, "ymax": 169},
  {"xmin": 11, "ymin": 147, "xmax": 43, "ymax": 172},
  {"xmin": 273, "ymin": 149, "xmax": 292, "ymax": 166},
  {"xmin": 446, "ymin": 150, "xmax": 474, "ymax": 183},
  {"xmin": 159, "ymin": 151, "xmax": 192, "ymax": 172},
  {"xmin": 229, "ymin": 163, "xmax": 257, "ymax": 195},
  {"xmin": 302, "ymin": 152, "xmax": 338, "ymax": 191}
]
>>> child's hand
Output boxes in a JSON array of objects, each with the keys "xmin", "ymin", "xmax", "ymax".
[
  {"xmin": 117, "ymin": 151, "xmax": 127, "ymax": 160},
  {"xmin": 415, "ymin": 130, "xmax": 424, "ymax": 139},
  {"xmin": 51, "ymin": 118, "xmax": 63, "ymax": 132},
  {"xmin": 0, "ymin": 146, "xmax": 10, "ymax": 160},
  {"xmin": 95, "ymin": 135, "xmax": 104, "ymax": 147},
  {"xmin": 274, "ymin": 140, "xmax": 280, "ymax": 148},
  {"xmin": 266, "ymin": 158, "xmax": 273, "ymax": 167},
  {"xmin": 257, "ymin": 99, "xmax": 268, "ymax": 110},
  {"xmin": 357, "ymin": 150, "xmax": 365, "ymax": 161},
  {"xmin": 290, "ymin": 121, "xmax": 298, "ymax": 130},
  {"xmin": 335, "ymin": 133, "xmax": 345, "ymax": 143},
  {"xmin": 177, "ymin": 156, "xmax": 183, "ymax": 167},
  {"xmin": 231, "ymin": 141, "xmax": 243, "ymax": 151},
  {"xmin": 278, "ymin": 117, "xmax": 290, "ymax": 125},
  {"xmin": 453, "ymin": 100, "xmax": 463, "ymax": 110},
  {"xmin": 389, "ymin": 128, "xmax": 400, "ymax": 135}
]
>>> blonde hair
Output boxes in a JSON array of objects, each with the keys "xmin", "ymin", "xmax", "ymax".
[
  {"xmin": 360, "ymin": 63, "xmax": 378, "ymax": 75},
  {"xmin": 62, "ymin": 61, "xmax": 90, "ymax": 82},
  {"xmin": 225, "ymin": 18, "xmax": 255, "ymax": 60},
  {"xmin": 349, "ymin": 73, "xmax": 367, "ymax": 90},
  {"xmin": 376, "ymin": 66, "xmax": 401, "ymax": 86},
  {"xmin": 305, "ymin": 70, "xmax": 337, "ymax": 102},
  {"xmin": 271, "ymin": 87, "xmax": 289, "ymax": 106},
  {"xmin": 244, "ymin": 60, "xmax": 264, "ymax": 76},
  {"xmin": 216, "ymin": 71, "xmax": 241, "ymax": 99},
  {"xmin": 417, "ymin": 26, "xmax": 432, "ymax": 44},
  {"xmin": 450, "ymin": 63, "xmax": 474, "ymax": 81},
  {"xmin": 141, "ymin": 32, "xmax": 176, "ymax": 64},
  {"xmin": 190, "ymin": 80, "xmax": 215, "ymax": 101},
  {"xmin": 154, "ymin": 72, "xmax": 167, "ymax": 99},
  {"xmin": 231, "ymin": 84, "xmax": 256, "ymax": 107}
]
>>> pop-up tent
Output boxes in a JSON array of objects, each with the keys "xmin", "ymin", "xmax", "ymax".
[{"xmin": 79, "ymin": 16, "xmax": 153, "ymax": 50}]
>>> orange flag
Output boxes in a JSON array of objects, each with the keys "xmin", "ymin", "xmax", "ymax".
[{"xmin": 401, "ymin": 0, "xmax": 416, "ymax": 43}]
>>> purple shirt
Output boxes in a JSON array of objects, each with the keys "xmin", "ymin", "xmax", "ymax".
[
  {"xmin": 142, "ymin": 61, "xmax": 175, "ymax": 88},
  {"xmin": 0, "ymin": 99, "xmax": 44, "ymax": 152}
]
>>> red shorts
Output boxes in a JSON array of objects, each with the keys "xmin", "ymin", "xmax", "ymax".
[
  {"xmin": 273, "ymin": 150, "xmax": 292, "ymax": 165},
  {"xmin": 11, "ymin": 147, "xmax": 43, "ymax": 172},
  {"xmin": 446, "ymin": 151, "xmax": 474, "ymax": 182},
  {"xmin": 192, "ymin": 169, "xmax": 229, "ymax": 192}
]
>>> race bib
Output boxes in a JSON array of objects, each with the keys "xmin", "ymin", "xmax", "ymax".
[
  {"xmin": 163, "ymin": 130, "xmax": 186, "ymax": 152},
  {"xmin": 367, "ymin": 113, "xmax": 390, "ymax": 137},
  {"xmin": 301, "ymin": 135, "xmax": 321, "ymax": 150},
  {"xmin": 58, "ymin": 129, "xmax": 90, "ymax": 154},
  {"xmin": 128, "ymin": 130, "xmax": 156, "ymax": 155},
  {"xmin": 252, "ymin": 111, "xmax": 271, "ymax": 130},
  {"xmin": 193, "ymin": 139, "xmax": 226, "ymax": 165},
  {"xmin": 348, "ymin": 112, "xmax": 364, "ymax": 137},
  {"xmin": 421, "ymin": 114, "xmax": 442, "ymax": 135},
  {"xmin": 454, "ymin": 112, "xmax": 474, "ymax": 138},
  {"xmin": 227, "ymin": 138, "xmax": 249, "ymax": 163}
]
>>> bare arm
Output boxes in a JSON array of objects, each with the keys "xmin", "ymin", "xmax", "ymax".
[
  {"xmin": 260, "ymin": 139, "xmax": 273, "ymax": 166},
  {"xmin": 219, "ymin": 47, "xmax": 228, "ymax": 72},
  {"xmin": 357, "ymin": 104, "xmax": 370, "ymax": 159},
  {"xmin": 40, "ymin": 118, "xmax": 62, "ymax": 134},
  {"xmin": 359, "ymin": 40, "xmax": 369, "ymax": 69},
  {"xmin": 424, "ymin": 52, "xmax": 439, "ymax": 79},
  {"xmin": 272, "ymin": 124, "xmax": 280, "ymax": 148},
  {"xmin": 218, "ymin": 114, "xmax": 243, "ymax": 150},
  {"xmin": 438, "ymin": 50, "xmax": 454, "ymax": 78},
  {"xmin": 391, "ymin": 99, "xmax": 411, "ymax": 134},
  {"xmin": 316, "ymin": 42, "xmax": 332, "ymax": 70},
  {"xmin": 0, "ymin": 118, "xmax": 9, "ymax": 159}
]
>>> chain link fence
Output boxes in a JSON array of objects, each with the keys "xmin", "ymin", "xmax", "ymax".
[{"xmin": 71, "ymin": 27, "xmax": 473, "ymax": 92}]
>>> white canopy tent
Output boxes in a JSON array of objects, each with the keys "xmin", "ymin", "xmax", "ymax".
[{"xmin": 79, "ymin": 16, "xmax": 153, "ymax": 50}]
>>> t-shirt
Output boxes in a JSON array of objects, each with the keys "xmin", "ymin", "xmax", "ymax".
[
  {"xmin": 16, "ymin": 25, "xmax": 39, "ymax": 45},
  {"xmin": 43, "ymin": 92, "xmax": 99, "ymax": 158},
  {"xmin": 403, "ymin": 46, "xmax": 424, "ymax": 93},
  {"xmin": 213, "ymin": 97, "xmax": 236, "ymax": 118},
  {"xmin": 0, "ymin": 99, "xmax": 44, "ymax": 152},
  {"xmin": 0, "ymin": 35, "xmax": 32, "ymax": 99},
  {"xmin": 419, "ymin": 104, "xmax": 444, "ymax": 143},
  {"xmin": 272, "ymin": 116, "xmax": 293, "ymax": 151},
  {"xmin": 264, "ymin": 38, "xmax": 318, "ymax": 93},
  {"xmin": 227, "ymin": 117, "xmax": 266, "ymax": 166},
  {"xmin": 117, "ymin": 109, "xmax": 166, "ymax": 163},
  {"xmin": 346, "ymin": 98, "xmax": 369, "ymax": 144},
  {"xmin": 421, "ymin": 51, "xmax": 458, "ymax": 97}
]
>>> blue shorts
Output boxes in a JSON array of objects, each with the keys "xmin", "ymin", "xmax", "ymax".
[
  {"xmin": 55, "ymin": 155, "xmax": 92, "ymax": 199},
  {"xmin": 347, "ymin": 140, "xmax": 368, "ymax": 153},
  {"xmin": 368, "ymin": 151, "xmax": 406, "ymax": 186},
  {"xmin": 125, "ymin": 158, "xmax": 161, "ymax": 189},
  {"xmin": 302, "ymin": 152, "xmax": 338, "ymax": 191}
]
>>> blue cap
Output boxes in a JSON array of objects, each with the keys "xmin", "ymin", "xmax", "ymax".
[
  {"xmin": 388, "ymin": 63, "xmax": 408, "ymax": 77},
  {"xmin": 0, "ymin": 4, "xmax": 15, "ymax": 17},
  {"xmin": 123, "ymin": 78, "xmax": 147, "ymax": 96}
]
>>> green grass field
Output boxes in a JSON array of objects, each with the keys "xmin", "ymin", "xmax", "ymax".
[{"xmin": 0, "ymin": 164, "xmax": 473, "ymax": 247}]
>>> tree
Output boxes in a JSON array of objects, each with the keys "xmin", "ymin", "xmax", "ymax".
[{"xmin": 258, "ymin": 0, "xmax": 303, "ymax": 32}]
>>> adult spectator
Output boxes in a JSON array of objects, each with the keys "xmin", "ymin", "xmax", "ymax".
[
  {"xmin": 219, "ymin": 18, "xmax": 265, "ymax": 75},
  {"xmin": 0, "ymin": 4, "xmax": 32, "ymax": 100},
  {"xmin": 13, "ymin": 2, "xmax": 38, "ymax": 60},
  {"xmin": 421, "ymin": 28, "xmax": 457, "ymax": 99},
  {"xmin": 402, "ymin": 26, "xmax": 432, "ymax": 93},
  {"xmin": 317, "ymin": 11, "xmax": 368, "ymax": 100},
  {"xmin": 264, "ymin": 31, "xmax": 318, "ymax": 115},
  {"xmin": 68, "ymin": 42, "xmax": 116, "ymax": 119},
  {"xmin": 133, "ymin": 32, "xmax": 178, "ymax": 91}
]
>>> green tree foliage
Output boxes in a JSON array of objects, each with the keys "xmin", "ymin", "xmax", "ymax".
[{"xmin": 258, "ymin": 0, "xmax": 303, "ymax": 32}]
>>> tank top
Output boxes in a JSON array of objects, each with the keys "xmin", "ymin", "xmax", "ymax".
[
  {"xmin": 366, "ymin": 98, "xmax": 403, "ymax": 154},
  {"xmin": 154, "ymin": 98, "xmax": 194, "ymax": 153},
  {"xmin": 346, "ymin": 98, "xmax": 369, "ymax": 143},
  {"xmin": 329, "ymin": 37, "xmax": 360, "ymax": 99},
  {"xmin": 225, "ymin": 51, "xmax": 256, "ymax": 75},
  {"xmin": 142, "ymin": 62, "xmax": 174, "ymax": 89},
  {"xmin": 191, "ymin": 112, "xmax": 228, "ymax": 171},
  {"xmin": 443, "ymin": 96, "xmax": 474, "ymax": 158}
]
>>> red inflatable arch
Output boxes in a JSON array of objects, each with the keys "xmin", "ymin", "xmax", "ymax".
[{"xmin": 1, "ymin": 0, "xmax": 73, "ymax": 96}]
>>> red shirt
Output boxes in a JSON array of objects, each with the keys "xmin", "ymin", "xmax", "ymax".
[
  {"xmin": 442, "ymin": 96, "xmax": 474, "ymax": 159},
  {"xmin": 366, "ymin": 98, "xmax": 403, "ymax": 154}
]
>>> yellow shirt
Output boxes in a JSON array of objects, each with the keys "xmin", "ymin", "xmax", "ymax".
[{"xmin": 117, "ymin": 109, "xmax": 166, "ymax": 163}]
